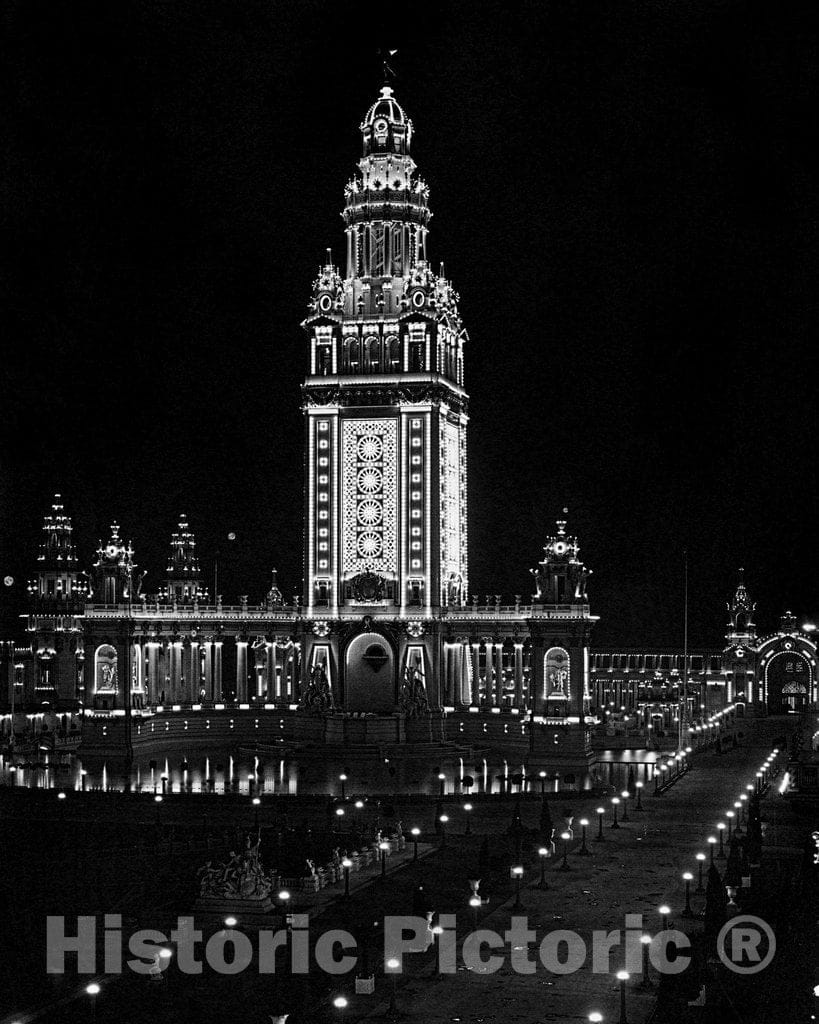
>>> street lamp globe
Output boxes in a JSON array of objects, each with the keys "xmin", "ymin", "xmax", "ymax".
[
  {"xmin": 86, "ymin": 984, "xmax": 101, "ymax": 996},
  {"xmin": 333, "ymin": 996, "xmax": 348, "ymax": 1009},
  {"xmin": 411, "ymin": 827, "xmax": 420, "ymax": 838},
  {"xmin": 589, "ymin": 1014, "xmax": 604, "ymax": 1023},
  {"xmin": 386, "ymin": 957, "xmax": 400, "ymax": 971},
  {"xmin": 616, "ymin": 970, "xmax": 630, "ymax": 981}
]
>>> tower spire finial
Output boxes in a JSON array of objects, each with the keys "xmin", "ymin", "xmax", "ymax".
[{"xmin": 378, "ymin": 48, "xmax": 398, "ymax": 85}]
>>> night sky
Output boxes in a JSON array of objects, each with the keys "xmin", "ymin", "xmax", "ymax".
[{"xmin": 1, "ymin": 1, "xmax": 816, "ymax": 645}]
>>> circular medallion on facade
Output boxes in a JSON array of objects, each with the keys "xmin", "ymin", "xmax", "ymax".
[
  {"xmin": 318, "ymin": 293, "xmax": 333, "ymax": 313},
  {"xmin": 357, "ymin": 499, "xmax": 383, "ymax": 526},
  {"xmin": 357, "ymin": 532, "xmax": 383, "ymax": 558},
  {"xmin": 412, "ymin": 290, "xmax": 425, "ymax": 308},
  {"xmin": 357, "ymin": 434, "xmax": 382, "ymax": 462},
  {"xmin": 357, "ymin": 467, "xmax": 382, "ymax": 493}
]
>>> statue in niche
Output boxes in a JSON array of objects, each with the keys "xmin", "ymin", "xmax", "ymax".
[
  {"xmin": 400, "ymin": 663, "xmax": 428, "ymax": 718},
  {"xmin": 302, "ymin": 661, "xmax": 334, "ymax": 713}
]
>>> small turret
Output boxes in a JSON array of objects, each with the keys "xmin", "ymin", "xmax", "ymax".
[
  {"xmin": 27, "ymin": 494, "xmax": 89, "ymax": 609},
  {"xmin": 158, "ymin": 515, "xmax": 207, "ymax": 604},
  {"xmin": 92, "ymin": 523, "xmax": 139, "ymax": 605},
  {"xmin": 726, "ymin": 568, "xmax": 756, "ymax": 643},
  {"xmin": 530, "ymin": 511, "xmax": 591, "ymax": 606}
]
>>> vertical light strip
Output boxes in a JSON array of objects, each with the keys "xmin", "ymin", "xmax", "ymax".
[
  {"xmin": 331, "ymin": 410, "xmax": 339, "ymax": 614},
  {"xmin": 424, "ymin": 410, "xmax": 431, "ymax": 616},
  {"xmin": 400, "ymin": 409, "xmax": 408, "ymax": 616},
  {"xmin": 307, "ymin": 413, "xmax": 315, "ymax": 616}
]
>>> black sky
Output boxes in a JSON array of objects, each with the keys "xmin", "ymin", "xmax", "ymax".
[{"xmin": 1, "ymin": 0, "xmax": 817, "ymax": 645}]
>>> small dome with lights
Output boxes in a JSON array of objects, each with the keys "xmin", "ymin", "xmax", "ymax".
[{"xmin": 362, "ymin": 86, "xmax": 407, "ymax": 128}]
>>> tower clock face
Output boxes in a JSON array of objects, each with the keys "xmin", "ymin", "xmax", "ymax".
[
  {"xmin": 318, "ymin": 293, "xmax": 332, "ymax": 313},
  {"xmin": 374, "ymin": 118, "xmax": 388, "ymax": 135},
  {"xmin": 411, "ymin": 290, "xmax": 425, "ymax": 308},
  {"xmin": 105, "ymin": 544, "xmax": 118, "ymax": 558},
  {"xmin": 553, "ymin": 541, "xmax": 568, "ymax": 556}
]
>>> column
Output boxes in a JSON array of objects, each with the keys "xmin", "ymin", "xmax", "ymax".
[
  {"xmin": 471, "ymin": 644, "xmax": 481, "ymax": 707},
  {"xmin": 494, "ymin": 643, "xmax": 504, "ymax": 706},
  {"xmin": 203, "ymin": 642, "xmax": 213, "ymax": 701},
  {"xmin": 455, "ymin": 643, "xmax": 466, "ymax": 705},
  {"xmin": 189, "ymin": 640, "xmax": 200, "ymax": 702},
  {"xmin": 484, "ymin": 641, "xmax": 495, "ymax": 705},
  {"xmin": 236, "ymin": 642, "xmax": 248, "ymax": 703},
  {"xmin": 532, "ymin": 642, "xmax": 545, "ymax": 717},
  {"xmin": 146, "ymin": 644, "xmax": 158, "ymax": 704},
  {"xmin": 172, "ymin": 643, "xmax": 182, "ymax": 701},
  {"xmin": 514, "ymin": 643, "xmax": 524, "ymax": 708},
  {"xmin": 213, "ymin": 642, "xmax": 223, "ymax": 701}
]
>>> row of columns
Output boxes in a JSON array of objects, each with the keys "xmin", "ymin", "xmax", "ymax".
[
  {"xmin": 129, "ymin": 638, "xmax": 301, "ymax": 706},
  {"xmin": 442, "ymin": 641, "xmax": 530, "ymax": 709}
]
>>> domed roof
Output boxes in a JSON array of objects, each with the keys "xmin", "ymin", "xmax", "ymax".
[{"xmin": 362, "ymin": 86, "xmax": 407, "ymax": 127}]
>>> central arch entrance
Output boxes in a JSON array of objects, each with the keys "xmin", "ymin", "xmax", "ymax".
[
  {"xmin": 766, "ymin": 650, "xmax": 812, "ymax": 714},
  {"xmin": 344, "ymin": 632, "xmax": 395, "ymax": 713}
]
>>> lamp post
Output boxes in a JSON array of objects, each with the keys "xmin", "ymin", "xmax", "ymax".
[
  {"xmin": 252, "ymin": 796, "xmax": 261, "ymax": 829},
  {"xmin": 339, "ymin": 773, "xmax": 347, "ymax": 799},
  {"xmin": 617, "ymin": 970, "xmax": 630, "ymax": 1024},
  {"xmin": 635, "ymin": 781, "xmax": 643, "ymax": 811},
  {"xmin": 333, "ymin": 995, "xmax": 348, "ymax": 1021},
  {"xmin": 160, "ymin": 774, "xmax": 167, "ymax": 795},
  {"xmin": 537, "ymin": 847, "xmax": 550, "ymax": 889},
  {"xmin": 681, "ymin": 873, "xmax": 694, "ymax": 918},
  {"xmin": 469, "ymin": 895, "xmax": 481, "ymax": 930},
  {"xmin": 733, "ymin": 801, "xmax": 743, "ymax": 833},
  {"xmin": 380, "ymin": 840, "xmax": 390, "ymax": 878},
  {"xmin": 707, "ymin": 836, "xmax": 717, "ymax": 866},
  {"xmin": 247, "ymin": 772, "xmax": 255, "ymax": 796},
  {"xmin": 620, "ymin": 790, "xmax": 630, "ymax": 823},
  {"xmin": 589, "ymin": 1013, "xmax": 604, "ymax": 1024},
  {"xmin": 342, "ymin": 858, "xmax": 352, "ymax": 898},
  {"xmin": 439, "ymin": 815, "xmax": 449, "ymax": 849},
  {"xmin": 716, "ymin": 822, "xmax": 726, "ymax": 859},
  {"xmin": 726, "ymin": 810, "xmax": 734, "ymax": 842},
  {"xmin": 411, "ymin": 827, "xmax": 420, "ymax": 861},
  {"xmin": 559, "ymin": 831, "xmax": 571, "ymax": 871},
  {"xmin": 610, "ymin": 797, "xmax": 620, "ymax": 830},
  {"xmin": 595, "ymin": 806, "xmax": 606, "ymax": 841},
  {"xmin": 438, "ymin": 772, "xmax": 446, "ymax": 798},
  {"xmin": 511, "ymin": 865, "xmax": 524, "ymax": 910},
  {"xmin": 386, "ymin": 956, "xmax": 400, "ymax": 1021},
  {"xmin": 578, "ymin": 818, "xmax": 590, "ymax": 855},
  {"xmin": 430, "ymin": 924, "xmax": 444, "ymax": 976},
  {"xmin": 86, "ymin": 982, "xmax": 101, "ymax": 1023},
  {"xmin": 539, "ymin": 770, "xmax": 547, "ymax": 795},
  {"xmin": 464, "ymin": 803, "xmax": 473, "ymax": 836},
  {"xmin": 639, "ymin": 935, "xmax": 653, "ymax": 989},
  {"xmin": 695, "ymin": 853, "xmax": 706, "ymax": 893},
  {"xmin": 658, "ymin": 905, "xmax": 670, "ymax": 931}
]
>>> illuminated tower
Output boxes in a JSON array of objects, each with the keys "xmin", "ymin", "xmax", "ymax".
[
  {"xmin": 302, "ymin": 85, "xmax": 468, "ymax": 616},
  {"xmin": 158, "ymin": 515, "xmax": 207, "ymax": 603},
  {"xmin": 92, "ymin": 523, "xmax": 139, "ymax": 605},
  {"xmin": 27, "ymin": 494, "xmax": 88, "ymax": 608}
]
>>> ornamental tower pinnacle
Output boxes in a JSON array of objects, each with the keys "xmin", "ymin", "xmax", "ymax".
[
  {"xmin": 302, "ymin": 85, "xmax": 468, "ymax": 615},
  {"xmin": 27, "ymin": 494, "xmax": 89, "ymax": 608},
  {"xmin": 726, "ymin": 568, "xmax": 756, "ymax": 643},
  {"xmin": 158, "ymin": 515, "xmax": 207, "ymax": 604}
]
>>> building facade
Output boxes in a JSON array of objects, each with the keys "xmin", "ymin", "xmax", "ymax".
[{"xmin": 2, "ymin": 88, "xmax": 813, "ymax": 769}]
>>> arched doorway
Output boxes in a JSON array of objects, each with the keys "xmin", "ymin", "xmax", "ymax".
[
  {"xmin": 766, "ymin": 650, "xmax": 812, "ymax": 714},
  {"xmin": 344, "ymin": 632, "xmax": 395, "ymax": 713}
]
